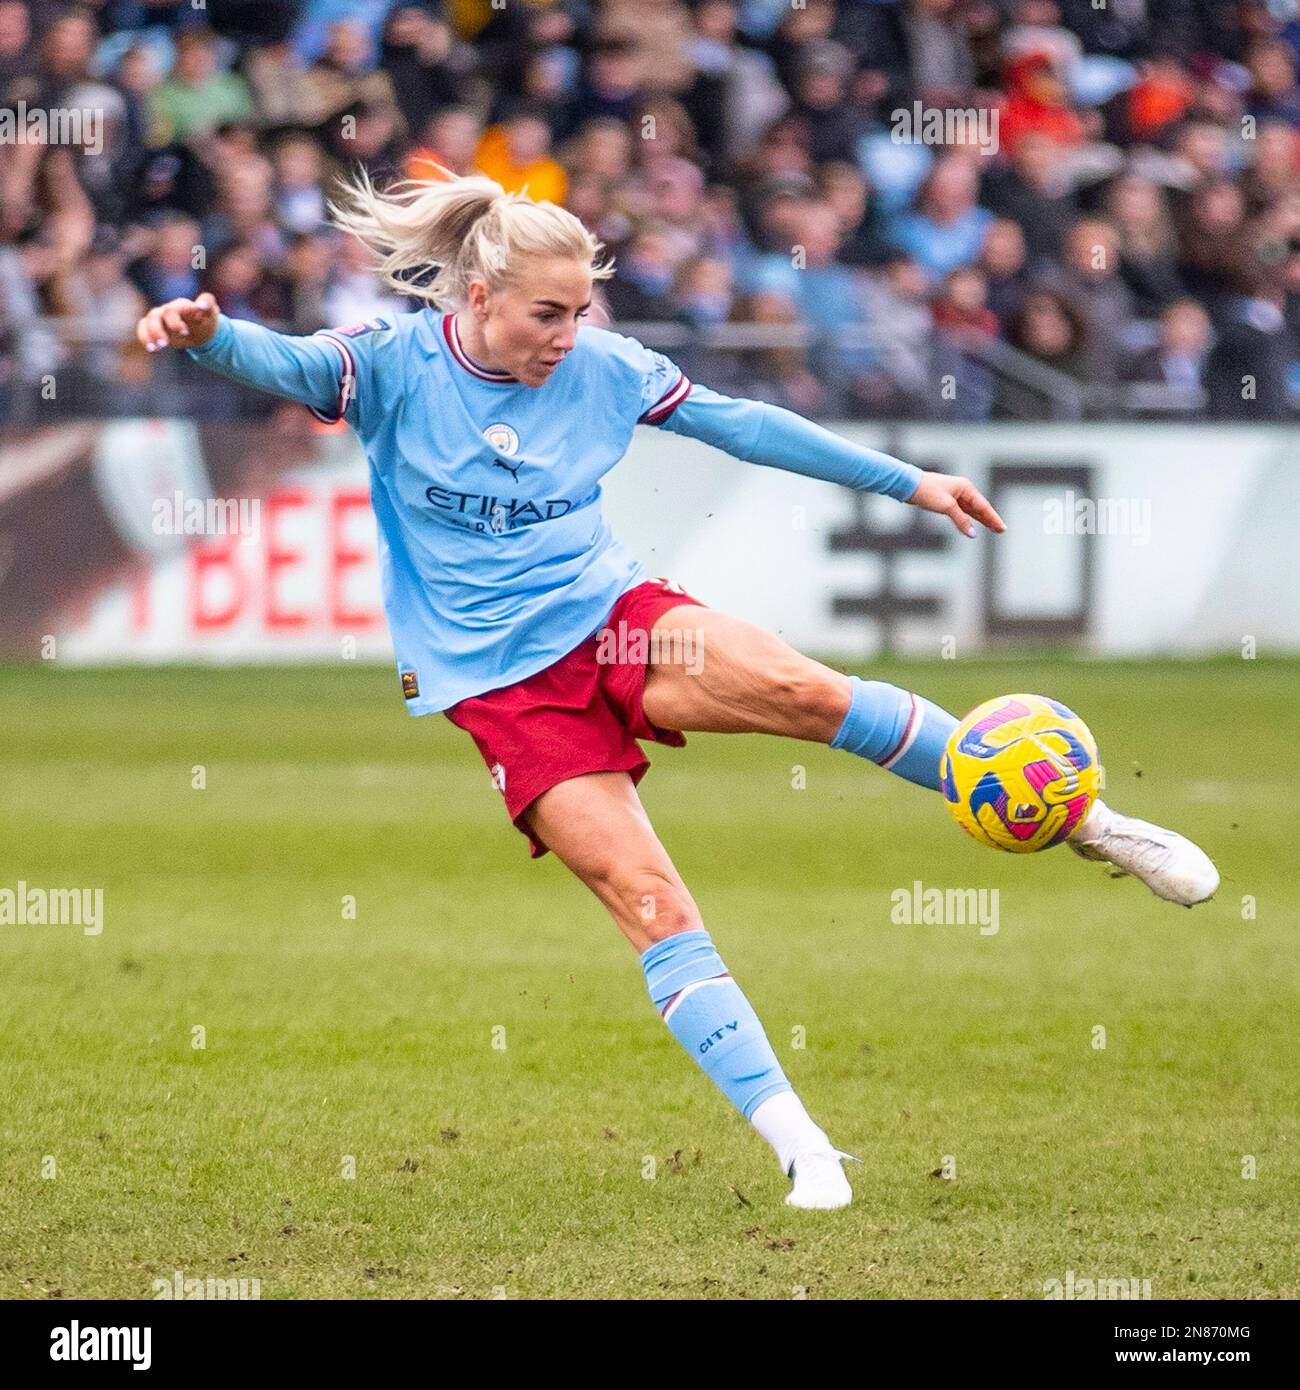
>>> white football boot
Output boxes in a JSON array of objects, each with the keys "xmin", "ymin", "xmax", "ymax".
[
  {"xmin": 786, "ymin": 1148, "xmax": 861, "ymax": 1210},
  {"xmin": 1066, "ymin": 799, "xmax": 1219, "ymax": 906}
]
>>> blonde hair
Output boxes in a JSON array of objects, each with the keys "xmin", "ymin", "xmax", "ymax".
[{"xmin": 329, "ymin": 163, "xmax": 614, "ymax": 308}]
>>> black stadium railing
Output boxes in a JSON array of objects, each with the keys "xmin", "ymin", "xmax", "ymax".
[{"xmin": 0, "ymin": 316, "xmax": 1224, "ymax": 424}]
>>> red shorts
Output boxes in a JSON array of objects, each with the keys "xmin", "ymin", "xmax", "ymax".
[{"xmin": 444, "ymin": 578, "xmax": 708, "ymax": 858}]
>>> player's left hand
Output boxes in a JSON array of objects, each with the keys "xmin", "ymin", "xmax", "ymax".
[{"xmin": 906, "ymin": 472, "xmax": 1005, "ymax": 539}]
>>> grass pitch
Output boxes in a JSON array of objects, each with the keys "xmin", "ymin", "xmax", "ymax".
[{"xmin": 0, "ymin": 657, "xmax": 1296, "ymax": 1300}]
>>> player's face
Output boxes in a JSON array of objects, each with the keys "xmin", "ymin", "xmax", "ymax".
[{"xmin": 481, "ymin": 257, "xmax": 593, "ymax": 387}]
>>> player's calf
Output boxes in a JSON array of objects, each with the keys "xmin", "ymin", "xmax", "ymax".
[{"xmin": 829, "ymin": 675, "xmax": 955, "ymax": 790}]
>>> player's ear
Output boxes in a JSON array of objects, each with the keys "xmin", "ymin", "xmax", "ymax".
[{"xmin": 466, "ymin": 278, "xmax": 490, "ymax": 320}]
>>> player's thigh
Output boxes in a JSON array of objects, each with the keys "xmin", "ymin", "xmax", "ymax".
[
  {"xmin": 643, "ymin": 604, "xmax": 851, "ymax": 740},
  {"xmin": 522, "ymin": 770, "xmax": 702, "ymax": 952}
]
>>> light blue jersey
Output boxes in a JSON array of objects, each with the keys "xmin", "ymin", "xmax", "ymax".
[{"xmin": 188, "ymin": 308, "xmax": 922, "ymax": 713}]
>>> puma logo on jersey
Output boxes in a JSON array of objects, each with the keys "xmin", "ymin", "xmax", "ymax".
[{"xmin": 492, "ymin": 457, "xmax": 522, "ymax": 480}]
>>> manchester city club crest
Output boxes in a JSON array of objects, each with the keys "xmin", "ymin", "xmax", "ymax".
[{"xmin": 484, "ymin": 423, "xmax": 519, "ymax": 456}]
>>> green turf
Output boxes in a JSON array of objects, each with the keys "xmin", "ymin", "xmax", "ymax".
[{"xmin": 0, "ymin": 657, "xmax": 1295, "ymax": 1300}]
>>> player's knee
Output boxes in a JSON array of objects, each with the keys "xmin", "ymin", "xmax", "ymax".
[
  {"xmin": 592, "ymin": 864, "xmax": 701, "ymax": 940},
  {"xmin": 636, "ymin": 882, "xmax": 702, "ymax": 941}
]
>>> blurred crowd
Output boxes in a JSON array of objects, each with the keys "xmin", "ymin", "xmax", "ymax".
[{"xmin": 8, "ymin": 0, "xmax": 1300, "ymax": 420}]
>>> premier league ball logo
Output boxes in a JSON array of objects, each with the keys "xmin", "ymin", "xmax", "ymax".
[{"xmin": 941, "ymin": 694, "xmax": 1101, "ymax": 853}]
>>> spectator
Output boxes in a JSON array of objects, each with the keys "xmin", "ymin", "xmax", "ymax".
[
  {"xmin": 673, "ymin": 253, "xmax": 734, "ymax": 329},
  {"xmin": 635, "ymin": 95, "xmax": 702, "ymax": 170},
  {"xmin": 1001, "ymin": 0, "xmax": 1081, "ymax": 77},
  {"xmin": 595, "ymin": 0, "xmax": 695, "ymax": 98},
  {"xmin": 680, "ymin": 0, "xmax": 788, "ymax": 176},
  {"xmin": 65, "ymin": 82, "xmax": 140, "ymax": 228},
  {"xmin": 1104, "ymin": 173, "xmax": 1182, "ymax": 316},
  {"xmin": 241, "ymin": 36, "xmax": 319, "ymax": 129},
  {"xmin": 1247, "ymin": 40, "xmax": 1300, "ymax": 129},
  {"xmin": 1206, "ymin": 270, "xmax": 1295, "ymax": 419},
  {"xmin": 380, "ymin": 5, "xmax": 463, "ymax": 139},
  {"xmin": 1169, "ymin": 119, "xmax": 1235, "ymax": 190},
  {"xmin": 902, "ymin": 0, "xmax": 977, "ymax": 107},
  {"xmin": 641, "ymin": 157, "xmax": 707, "ymax": 261},
  {"xmin": 606, "ymin": 226, "xmax": 679, "ymax": 320},
  {"xmin": 322, "ymin": 229, "xmax": 408, "ymax": 324},
  {"xmin": 0, "ymin": 238, "xmax": 64, "ymax": 405},
  {"xmin": 742, "ymin": 197, "xmax": 883, "ymax": 399},
  {"xmin": 300, "ymin": 19, "xmax": 400, "ymax": 125},
  {"xmin": 150, "ymin": 28, "xmax": 255, "ymax": 147},
  {"xmin": 981, "ymin": 133, "xmax": 1077, "ymax": 266},
  {"xmin": 888, "ymin": 155, "xmax": 994, "ymax": 283},
  {"xmin": 978, "ymin": 217, "xmax": 1030, "ymax": 326},
  {"xmin": 28, "ymin": 8, "xmax": 96, "ymax": 107},
  {"xmin": 856, "ymin": 253, "xmax": 934, "ymax": 416},
  {"xmin": 113, "ymin": 43, "xmax": 164, "ymax": 158},
  {"xmin": 271, "ymin": 134, "xmax": 329, "ymax": 236},
  {"xmin": 1042, "ymin": 216, "xmax": 1136, "ymax": 380},
  {"xmin": 1176, "ymin": 178, "xmax": 1251, "ymax": 326},
  {"xmin": 324, "ymin": 98, "xmax": 405, "ymax": 181},
  {"xmin": 760, "ymin": 0, "xmax": 839, "ymax": 98},
  {"xmin": 697, "ymin": 181, "xmax": 747, "ymax": 263},
  {"xmin": 564, "ymin": 39, "xmax": 643, "ymax": 134},
  {"xmin": 130, "ymin": 214, "xmax": 203, "ymax": 304},
  {"xmin": 205, "ymin": 240, "xmax": 286, "ymax": 325},
  {"xmin": 1125, "ymin": 53, "xmax": 1197, "ymax": 143},
  {"xmin": 202, "ymin": 157, "xmax": 285, "ymax": 263},
  {"xmin": 561, "ymin": 118, "xmax": 633, "ymax": 186},
  {"xmin": 475, "ymin": 107, "xmax": 567, "ymax": 203},
  {"xmin": 293, "ymin": 0, "xmax": 399, "ymax": 69},
  {"xmin": 817, "ymin": 160, "xmax": 889, "ymax": 268},
  {"xmin": 47, "ymin": 226, "xmax": 149, "ymax": 410},
  {"xmin": 564, "ymin": 171, "xmax": 621, "ymax": 244},
  {"xmin": 281, "ymin": 230, "xmax": 335, "ymax": 333},
  {"xmin": 788, "ymin": 39, "xmax": 861, "ymax": 165},
  {"xmin": 0, "ymin": 0, "xmax": 30, "ymax": 92},
  {"xmin": 706, "ymin": 289, "xmax": 830, "ymax": 416},
  {"xmin": 515, "ymin": 44, "xmax": 580, "ymax": 127},
  {"xmin": 405, "ymin": 107, "xmax": 483, "ymax": 181},
  {"xmin": 735, "ymin": 117, "xmax": 815, "ymax": 242},
  {"xmin": 932, "ymin": 265, "xmax": 998, "ymax": 339},
  {"xmin": 1122, "ymin": 297, "xmax": 1211, "ymax": 418},
  {"xmin": 1242, "ymin": 121, "xmax": 1300, "ymax": 215},
  {"xmin": 997, "ymin": 49, "xmax": 1085, "ymax": 160},
  {"xmin": 998, "ymin": 287, "xmax": 1091, "ymax": 417}
]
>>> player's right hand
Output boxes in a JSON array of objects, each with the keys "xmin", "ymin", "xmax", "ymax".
[
  {"xmin": 906, "ymin": 470, "xmax": 1006, "ymax": 540},
  {"xmin": 136, "ymin": 293, "xmax": 220, "ymax": 353}
]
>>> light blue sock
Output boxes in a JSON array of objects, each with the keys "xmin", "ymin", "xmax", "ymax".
[
  {"xmin": 641, "ymin": 929, "xmax": 792, "ymax": 1121},
  {"xmin": 830, "ymin": 675, "xmax": 957, "ymax": 791}
]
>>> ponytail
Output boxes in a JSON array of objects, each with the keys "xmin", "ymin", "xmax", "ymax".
[{"xmin": 329, "ymin": 163, "xmax": 614, "ymax": 307}]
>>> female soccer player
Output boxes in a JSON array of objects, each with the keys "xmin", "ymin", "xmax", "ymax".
[{"xmin": 136, "ymin": 170, "xmax": 1218, "ymax": 1210}]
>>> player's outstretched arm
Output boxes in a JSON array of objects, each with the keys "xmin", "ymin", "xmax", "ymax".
[
  {"xmin": 661, "ymin": 384, "xmax": 1004, "ymax": 539},
  {"xmin": 134, "ymin": 293, "xmax": 351, "ymax": 420}
]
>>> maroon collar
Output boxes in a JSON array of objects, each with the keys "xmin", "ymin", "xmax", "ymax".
[{"xmin": 441, "ymin": 313, "xmax": 518, "ymax": 383}]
